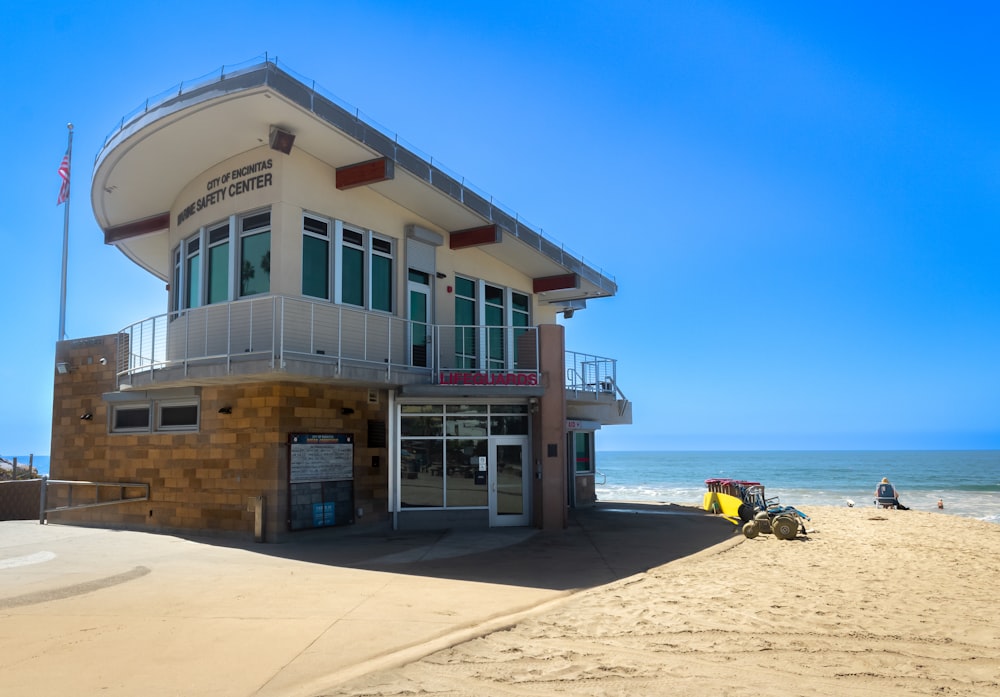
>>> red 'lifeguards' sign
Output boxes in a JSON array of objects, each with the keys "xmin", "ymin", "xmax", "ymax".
[{"xmin": 438, "ymin": 371, "xmax": 538, "ymax": 386}]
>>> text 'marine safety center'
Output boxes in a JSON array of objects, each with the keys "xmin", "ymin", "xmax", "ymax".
[{"xmin": 50, "ymin": 58, "xmax": 631, "ymax": 541}]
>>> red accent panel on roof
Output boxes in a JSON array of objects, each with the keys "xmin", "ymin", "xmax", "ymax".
[
  {"xmin": 104, "ymin": 213, "xmax": 171, "ymax": 244},
  {"xmin": 449, "ymin": 224, "xmax": 501, "ymax": 249},
  {"xmin": 533, "ymin": 273, "xmax": 580, "ymax": 293},
  {"xmin": 336, "ymin": 157, "xmax": 394, "ymax": 190}
]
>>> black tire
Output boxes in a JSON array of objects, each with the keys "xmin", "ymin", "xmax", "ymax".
[
  {"xmin": 738, "ymin": 503, "xmax": 754, "ymax": 523},
  {"xmin": 771, "ymin": 516, "xmax": 798, "ymax": 540}
]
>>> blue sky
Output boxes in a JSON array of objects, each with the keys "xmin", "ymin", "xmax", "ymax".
[{"xmin": 1, "ymin": 1, "xmax": 998, "ymax": 455}]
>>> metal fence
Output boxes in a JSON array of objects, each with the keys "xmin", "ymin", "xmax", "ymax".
[
  {"xmin": 117, "ymin": 296, "xmax": 542, "ymax": 385},
  {"xmin": 566, "ymin": 350, "xmax": 621, "ymax": 399}
]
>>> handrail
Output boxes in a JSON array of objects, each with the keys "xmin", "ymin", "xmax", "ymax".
[{"xmin": 40, "ymin": 478, "xmax": 150, "ymax": 524}]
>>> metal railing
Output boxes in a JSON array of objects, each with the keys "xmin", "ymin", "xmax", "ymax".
[
  {"xmin": 40, "ymin": 478, "xmax": 150, "ymax": 523},
  {"xmin": 566, "ymin": 350, "xmax": 621, "ymax": 399},
  {"xmin": 116, "ymin": 296, "xmax": 542, "ymax": 386}
]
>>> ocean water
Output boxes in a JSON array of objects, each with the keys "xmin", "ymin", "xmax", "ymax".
[{"xmin": 594, "ymin": 451, "xmax": 1000, "ymax": 525}]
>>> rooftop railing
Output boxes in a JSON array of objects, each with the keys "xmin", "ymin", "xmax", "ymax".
[{"xmin": 95, "ymin": 54, "xmax": 616, "ymax": 296}]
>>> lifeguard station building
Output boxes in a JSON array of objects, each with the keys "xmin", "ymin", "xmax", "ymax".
[{"xmin": 49, "ymin": 58, "xmax": 631, "ymax": 541}]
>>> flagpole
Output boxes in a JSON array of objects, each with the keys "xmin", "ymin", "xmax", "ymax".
[{"xmin": 58, "ymin": 123, "xmax": 73, "ymax": 341}]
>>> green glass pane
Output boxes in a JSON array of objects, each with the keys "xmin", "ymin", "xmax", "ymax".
[
  {"xmin": 485, "ymin": 304, "xmax": 503, "ymax": 327},
  {"xmin": 240, "ymin": 231, "xmax": 270, "ymax": 297},
  {"xmin": 342, "ymin": 246, "xmax": 363, "ymax": 306},
  {"xmin": 488, "ymin": 326, "xmax": 504, "ymax": 362},
  {"xmin": 455, "ymin": 297, "xmax": 475, "ymax": 325},
  {"xmin": 207, "ymin": 242, "xmax": 229, "ymax": 304},
  {"xmin": 372, "ymin": 254, "xmax": 392, "ymax": 312},
  {"xmin": 455, "ymin": 276, "xmax": 475, "ymax": 298},
  {"xmin": 512, "ymin": 292, "xmax": 529, "ymax": 312},
  {"xmin": 186, "ymin": 252, "xmax": 201, "ymax": 308},
  {"xmin": 302, "ymin": 236, "xmax": 329, "ymax": 299}
]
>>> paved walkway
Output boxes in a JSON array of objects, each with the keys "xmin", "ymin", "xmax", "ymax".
[{"xmin": 0, "ymin": 502, "xmax": 736, "ymax": 696}]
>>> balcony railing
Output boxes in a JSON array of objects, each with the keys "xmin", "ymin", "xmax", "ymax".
[
  {"xmin": 565, "ymin": 350, "xmax": 623, "ymax": 400},
  {"xmin": 116, "ymin": 295, "xmax": 542, "ymax": 387}
]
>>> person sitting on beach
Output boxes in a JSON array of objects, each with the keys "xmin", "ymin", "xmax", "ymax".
[{"xmin": 874, "ymin": 477, "xmax": 909, "ymax": 510}]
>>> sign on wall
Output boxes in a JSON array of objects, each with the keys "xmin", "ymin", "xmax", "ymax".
[{"xmin": 289, "ymin": 433, "xmax": 354, "ymax": 483}]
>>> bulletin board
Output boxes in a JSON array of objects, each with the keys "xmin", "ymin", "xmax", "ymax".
[
  {"xmin": 288, "ymin": 433, "xmax": 354, "ymax": 530},
  {"xmin": 289, "ymin": 433, "xmax": 354, "ymax": 482}
]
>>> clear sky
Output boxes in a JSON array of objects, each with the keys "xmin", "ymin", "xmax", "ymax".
[{"xmin": 1, "ymin": 1, "xmax": 998, "ymax": 455}]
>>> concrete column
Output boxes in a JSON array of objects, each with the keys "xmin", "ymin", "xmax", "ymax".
[{"xmin": 535, "ymin": 324, "xmax": 567, "ymax": 530}]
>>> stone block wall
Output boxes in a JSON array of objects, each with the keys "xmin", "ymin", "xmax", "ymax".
[{"xmin": 49, "ymin": 335, "xmax": 389, "ymax": 541}]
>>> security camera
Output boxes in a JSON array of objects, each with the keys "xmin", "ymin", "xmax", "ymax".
[{"xmin": 99, "ymin": 357, "xmax": 107, "ymax": 365}]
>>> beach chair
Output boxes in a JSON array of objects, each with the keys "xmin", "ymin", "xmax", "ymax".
[{"xmin": 875, "ymin": 483, "xmax": 897, "ymax": 509}]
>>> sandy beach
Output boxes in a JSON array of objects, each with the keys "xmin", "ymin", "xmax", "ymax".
[{"xmin": 328, "ymin": 506, "xmax": 1000, "ymax": 696}]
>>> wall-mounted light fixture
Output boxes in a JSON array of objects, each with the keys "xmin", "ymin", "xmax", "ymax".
[
  {"xmin": 435, "ymin": 272, "xmax": 447, "ymax": 279},
  {"xmin": 341, "ymin": 407, "xmax": 355, "ymax": 416},
  {"xmin": 56, "ymin": 362, "xmax": 70, "ymax": 374},
  {"xmin": 269, "ymin": 125, "xmax": 295, "ymax": 154},
  {"xmin": 218, "ymin": 406, "xmax": 232, "ymax": 415},
  {"xmin": 80, "ymin": 413, "xmax": 93, "ymax": 420}
]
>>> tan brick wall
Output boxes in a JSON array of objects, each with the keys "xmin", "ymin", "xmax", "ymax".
[{"xmin": 49, "ymin": 336, "xmax": 389, "ymax": 541}]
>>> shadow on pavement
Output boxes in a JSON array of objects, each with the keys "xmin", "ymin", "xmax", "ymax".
[{"xmin": 231, "ymin": 502, "xmax": 738, "ymax": 592}]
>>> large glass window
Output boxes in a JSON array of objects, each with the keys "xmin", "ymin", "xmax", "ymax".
[
  {"xmin": 302, "ymin": 215, "xmax": 330, "ymax": 299},
  {"xmin": 453, "ymin": 278, "xmax": 532, "ymax": 373},
  {"xmin": 399, "ymin": 403, "xmax": 528, "ymax": 509},
  {"xmin": 239, "ymin": 210, "xmax": 271, "ymax": 297},
  {"xmin": 341, "ymin": 225, "xmax": 393, "ymax": 311}
]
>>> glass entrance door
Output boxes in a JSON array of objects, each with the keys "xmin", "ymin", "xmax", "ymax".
[
  {"xmin": 489, "ymin": 436, "xmax": 530, "ymax": 526},
  {"xmin": 408, "ymin": 271, "xmax": 431, "ymax": 368}
]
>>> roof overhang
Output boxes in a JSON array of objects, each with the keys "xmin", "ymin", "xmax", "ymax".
[{"xmin": 92, "ymin": 61, "xmax": 616, "ymax": 303}]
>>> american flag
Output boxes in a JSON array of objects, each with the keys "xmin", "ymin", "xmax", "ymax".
[{"xmin": 57, "ymin": 150, "xmax": 70, "ymax": 205}]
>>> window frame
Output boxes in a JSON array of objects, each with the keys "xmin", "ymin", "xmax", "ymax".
[
  {"xmin": 302, "ymin": 213, "xmax": 332, "ymax": 300},
  {"xmin": 453, "ymin": 276, "xmax": 532, "ymax": 372},
  {"xmin": 336, "ymin": 221, "xmax": 395, "ymax": 313},
  {"xmin": 238, "ymin": 209, "xmax": 272, "ymax": 298},
  {"xmin": 110, "ymin": 399, "xmax": 201, "ymax": 434}
]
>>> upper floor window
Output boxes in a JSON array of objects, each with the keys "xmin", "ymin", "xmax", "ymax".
[
  {"xmin": 239, "ymin": 210, "xmax": 271, "ymax": 297},
  {"xmin": 454, "ymin": 276, "xmax": 532, "ymax": 372},
  {"xmin": 302, "ymin": 215, "xmax": 330, "ymax": 300},
  {"xmin": 171, "ymin": 208, "xmax": 269, "ymax": 311},
  {"xmin": 341, "ymin": 225, "xmax": 394, "ymax": 312},
  {"xmin": 206, "ymin": 222, "xmax": 231, "ymax": 304},
  {"xmin": 303, "ymin": 216, "xmax": 395, "ymax": 312}
]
